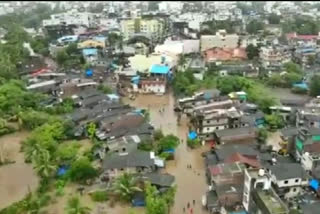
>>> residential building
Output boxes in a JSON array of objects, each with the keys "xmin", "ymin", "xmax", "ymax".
[
  {"xmin": 43, "ymin": 11, "xmax": 97, "ymax": 28},
  {"xmin": 286, "ymin": 32, "xmax": 320, "ymax": 47},
  {"xmin": 294, "ymin": 127, "xmax": 320, "ymax": 173},
  {"xmin": 200, "ymin": 30, "xmax": 239, "ymax": 52},
  {"xmin": 243, "ymin": 168, "xmax": 289, "ymax": 214},
  {"xmin": 206, "ymin": 162, "xmax": 246, "ymax": 213},
  {"xmin": 203, "ymin": 47, "xmax": 247, "ymax": 63},
  {"xmin": 214, "ymin": 127, "xmax": 257, "ymax": 145},
  {"xmin": 120, "ymin": 18, "xmax": 165, "ymax": 43},
  {"xmin": 259, "ymin": 46, "xmax": 291, "ymax": 69},
  {"xmin": 265, "ymin": 163, "xmax": 309, "ymax": 199},
  {"xmin": 102, "ymin": 150, "xmax": 163, "ymax": 179}
]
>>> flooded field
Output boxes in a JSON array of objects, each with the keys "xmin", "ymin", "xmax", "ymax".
[
  {"xmin": 123, "ymin": 92, "xmax": 210, "ymax": 214},
  {"xmin": 0, "ymin": 131, "xmax": 39, "ymax": 210}
]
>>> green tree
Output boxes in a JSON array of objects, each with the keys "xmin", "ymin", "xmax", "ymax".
[
  {"xmin": 145, "ymin": 182, "xmax": 168, "ymax": 214},
  {"xmin": 265, "ymin": 113, "xmax": 284, "ymax": 130},
  {"xmin": 157, "ymin": 135, "xmax": 179, "ymax": 152},
  {"xmin": 154, "ymin": 129, "xmax": 164, "ymax": 141},
  {"xmin": 257, "ymin": 128, "xmax": 268, "ymax": 144},
  {"xmin": 56, "ymin": 49, "xmax": 69, "ymax": 66},
  {"xmin": 86, "ymin": 122, "xmax": 96, "ymax": 141},
  {"xmin": 112, "ymin": 173, "xmax": 142, "ymax": 202},
  {"xmin": 68, "ymin": 157, "xmax": 98, "ymax": 182},
  {"xmin": 97, "ymin": 84, "xmax": 112, "ymax": 94},
  {"xmin": 33, "ymin": 149, "xmax": 57, "ymax": 178},
  {"xmin": 284, "ymin": 61, "xmax": 302, "ymax": 74},
  {"xmin": 268, "ymin": 13, "xmax": 281, "ymax": 25},
  {"xmin": 245, "ymin": 44, "xmax": 260, "ymax": 60},
  {"xmin": 65, "ymin": 197, "xmax": 91, "ymax": 214},
  {"xmin": 246, "ymin": 20, "xmax": 264, "ymax": 34},
  {"xmin": 309, "ymin": 75, "xmax": 320, "ymax": 97},
  {"xmin": 55, "ymin": 141, "xmax": 80, "ymax": 162}
]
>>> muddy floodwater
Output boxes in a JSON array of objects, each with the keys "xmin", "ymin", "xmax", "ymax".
[
  {"xmin": 0, "ymin": 131, "xmax": 39, "ymax": 210},
  {"xmin": 123, "ymin": 92, "xmax": 210, "ymax": 214}
]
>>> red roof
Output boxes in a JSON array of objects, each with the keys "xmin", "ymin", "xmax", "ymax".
[
  {"xmin": 224, "ymin": 152, "xmax": 260, "ymax": 168},
  {"xmin": 203, "ymin": 47, "xmax": 247, "ymax": 62},
  {"xmin": 286, "ymin": 32, "xmax": 319, "ymax": 41}
]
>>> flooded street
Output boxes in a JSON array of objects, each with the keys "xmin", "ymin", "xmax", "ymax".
[
  {"xmin": 268, "ymin": 87, "xmax": 311, "ymax": 101},
  {"xmin": 123, "ymin": 92, "xmax": 210, "ymax": 214},
  {"xmin": 0, "ymin": 131, "xmax": 39, "ymax": 210}
]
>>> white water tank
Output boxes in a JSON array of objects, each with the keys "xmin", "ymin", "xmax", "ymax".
[{"xmin": 258, "ymin": 169, "xmax": 265, "ymax": 177}]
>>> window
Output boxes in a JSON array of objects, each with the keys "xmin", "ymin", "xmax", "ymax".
[
  {"xmin": 216, "ymin": 127, "xmax": 219, "ymax": 130},
  {"xmin": 284, "ymin": 180, "xmax": 289, "ymax": 184},
  {"xmin": 293, "ymin": 188, "xmax": 297, "ymax": 192},
  {"xmin": 207, "ymin": 121, "xmax": 210, "ymax": 124},
  {"xmin": 120, "ymin": 168, "xmax": 124, "ymax": 171},
  {"xmin": 207, "ymin": 128, "xmax": 210, "ymax": 131},
  {"xmin": 295, "ymin": 179, "xmax": 299, "ymax": 183}
]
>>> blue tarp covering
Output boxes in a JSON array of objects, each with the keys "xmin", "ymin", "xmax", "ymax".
[
  {"xmin": 57, "ymin": 166, "xmax": 69, "ymax": 176},
  {"xmin": 293, "ymin": 82, "xmax": 309, "ymax": 90},
  {"xmin": 310, "ymin": 179, "xmax": 319, "ymax": 191},
  {"xmin": 188, "ymin": 131, "xmax": 197, "ymax": 140},
  {"xmin": 150, "ymin": 64, "xmax": 170, "ymax": 75},
  {"xmin": 131, "ymin": 75, "xmax": 140, "ymax": 84},
  {"xmin": 163, "ymin": 148, "xmax": 175, "ymax": 153},
  {"xmin": 86, "ymin": 69, "xmax": 93, "ymax": 77},
  {"xmin": 230, "ymin": 211, "xmax": 248, "ymax": 214},
  {"xmin": 82, "ymin": 48, "xmax": 98, "ymax": 56},
  {"xmin": 204, "ymin": 92, "xmax": 212, "ymax": 100}
]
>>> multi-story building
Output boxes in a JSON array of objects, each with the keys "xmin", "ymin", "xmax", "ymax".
[
  {"xmin": 243, "ymin": 168, "xmax": 289, "ymax": 214},
  {"xmin": 259, "ymin": 46, "xmax": 291, "ymax": 69},
  {"xmin": 120, "ymin": 18, "xmax": 165, "ymax": 43},
  {"xmin": 42, "ymin": 10, "xmax": 98, "ymax": 39},
  {"xmin": 200, "ymin": 30, "xmax": 239, "ymax": 52}
]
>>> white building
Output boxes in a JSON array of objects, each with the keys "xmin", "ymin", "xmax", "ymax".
[
  {"xmin": 42, "ymin": 10, "xmax": 97, "ymax": 28},
  {"xmin": 154, "ymin": 39, "xmax": 200, "ymax": 56},
  {"xmin": 200, "ymin": 30, "xmax": 239, "ymax": 52},
  {"xmin": 259, "ymin": 46, "xmax": 291, "ymax": 68},
  {"xmin": 158, "ymin": 2, "xmax": 183, "ymax": 13}
]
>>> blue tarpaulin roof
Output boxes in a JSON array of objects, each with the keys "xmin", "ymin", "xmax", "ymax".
[
  {"xmin": 131, "ymin": 75, "xmax": 140, "ymax": 84},
  {"xmin": 310, "ymin": 179, "xmax": 319, "ymax": 191},
  {"xmin": 93, "ymin": 36, "xmax": 106, "ymax": 43},
  {"xmin": 188, "ymin": 131, "xmax": 197, "ymax": 140},
  {"xmin": 82, "ymin": 48, "xmax": 98, "ymax": 56},
  {"xmin": 86, "ymin": 69, "xmax": 93, "ymax": 77},
  {"xmin": 107, "ymin": 94, "xmax": 119, "ymax": 100},
  {"xmin": 293, "ymin": 82, "xmax": 309, "ymax": 90},
  {"xmin": 57, "ymin": 166, "xmax": 69, "ymax": 176},
  {"xmin": 150, "ymin": 64, "xmax": 170, "ymax": 74},
  {"xmin": 163, "ymin": 148, "xmax": 175, "ymax": 153}
]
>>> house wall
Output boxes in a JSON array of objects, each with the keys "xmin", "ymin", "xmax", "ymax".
[
  {"xmin": 202, "ymin": 125, "xmax": 227, "ymax": 134},
  {"xmin": 284, "ymin": 186, "xmax": 302, "ymax": 199},
  {"xmin": 200, "ymin": 32, "xmax": 239, "ymax": 52},
  {"xmin": 141, "ymin": 83, "xmax": 166, "ymax": 94},
  {"xmin": 183, "ymin": 40, "xmax": 200, "ymax": 53},
  {"xmin": 107, "ymin": 166, "xmax": 152, "ymax": 178}
]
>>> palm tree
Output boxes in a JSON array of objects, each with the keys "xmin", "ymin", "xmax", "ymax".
[
  {"xmin": 111, "ymin": 173, "xmax": 142, "ymax": 202},
  {"xmin": 33, "ymin": 150, "xmax": 57, "ymax": 178},
  {"xmin": 65, "ymin": 197, "xmax": 91, "ymax": 214},
  {"xmin": 24, "ymin": 139, "xmax": 47, "ymax": 163}
]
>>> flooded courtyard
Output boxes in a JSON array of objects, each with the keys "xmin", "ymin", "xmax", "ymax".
[
  {"xmin": 0, "ymin": 131, "xmax": 39, "ymax": 210},
  {"xmin": 123, "ymin": 92, "xmax": 210, "ymax": 214}
]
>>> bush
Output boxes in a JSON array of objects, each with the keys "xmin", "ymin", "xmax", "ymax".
[
  {"xmin": 68, "ymin": 157, "xmax": 98, "ymax": 183},
  {"xmin": 187, "ymin": 138, "xmax": 201, "ymax": 148},
  {"xmin": 97, "ymin": 84, "xmax": 112, "ymax": 94},
  {"xmin": 90, "ymin": 190, "xmax": 109, "ymax": 202},
  {"xmin": 138, "ymin": 140, "xmax": 154, "ymax": 151}
]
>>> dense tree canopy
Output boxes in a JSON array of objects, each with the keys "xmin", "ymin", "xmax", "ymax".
[
  {"xmin": 246, "ymin": 20, "xmax": 264, "ymax": 34},
  {"xmin": 246, "ymin": 44, "xmax": 260, "ymax": 60},
  {"xmin": 268, "ymin": 13, "xmax": 281, "ymax": 25},
  {"xmin": 282, "ymin": 17, "xmax": 320, "ymax": 34},
  {"xmin": 310, "ymin": 75, "xmax": 320, "ymax": 97}
]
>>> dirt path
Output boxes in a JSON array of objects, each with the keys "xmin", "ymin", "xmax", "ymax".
[
  {"xmin": 0, "ymin": 131, "xmax": 39, "ymax": 210},
  {"xmin": 123, "ymin": 93, "xmax": 210, "ymax": 214}
]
